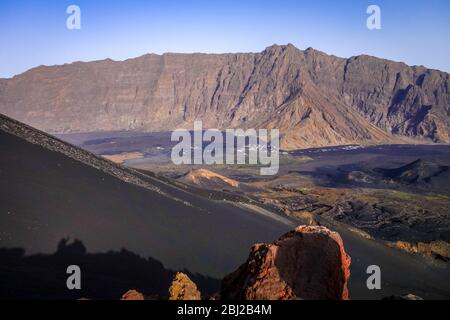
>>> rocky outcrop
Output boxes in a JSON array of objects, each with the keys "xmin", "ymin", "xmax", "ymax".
[
  {"xmin": 1, "ymin": 44, "xmax": 448, "ymax": 149},
  {"xmin": 221, "ymin": 225, "xmax": 351, "ymax": 300},
  {"xmin": 168, "ymin": 272, "xmax": 202, "ymax": 300},
  {"xmin": 391, "ymin": 240, "xmax": 450, "ymax": 260},
  {"xmin": 120, "ymin": 290, "xmax": 145, "ymax": 300},
  {"xmin": 376, "ymin": 159, "xmax": 450, "ymax": 184},
  {"xmin": 180, "ymin": 169, "xmax": 240, "ymax": 189}
]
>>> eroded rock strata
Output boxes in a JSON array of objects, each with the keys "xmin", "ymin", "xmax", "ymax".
[{"xmin": 1, "ymin": 44, "xmax": 449, "ymax": 149}]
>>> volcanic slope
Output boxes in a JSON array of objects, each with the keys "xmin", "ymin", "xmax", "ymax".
[{"xmin": 0, "ymin": 113, "xmax": 292, "ymax": 278}]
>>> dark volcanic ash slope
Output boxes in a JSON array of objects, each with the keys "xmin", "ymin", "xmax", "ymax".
[
  {"xmin": 0, "ymin": 44, "xmax": 449, "ymax": 149},
  {"xmin": 0, "ymin": 114, "xmax": 292, "ymax": 278}
]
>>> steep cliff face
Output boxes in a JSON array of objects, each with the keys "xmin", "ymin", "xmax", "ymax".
[
  {"xmin": 340, "ymin": 56, "xmax": 450, "ymax": 143},
  {"xmin": 1, "ymin": 44, "xmax": 448, "ymax": 149}
]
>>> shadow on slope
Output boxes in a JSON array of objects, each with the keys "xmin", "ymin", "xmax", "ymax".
[{"xmin": 0, "ymin": 238, "xmax": 220, "ymax": 300}]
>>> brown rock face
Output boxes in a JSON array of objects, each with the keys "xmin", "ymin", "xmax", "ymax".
[
  {"xmin": 221, "ymin": 225, "xmax": 351, "ymax": 300},
  {"xmin": 120, "ymin": 289, "xmax": 144, "ymax": 300},
  {"xmin": 168, "ymin": 272, "xmax": 202, "ymax": 300},
  {"xmin": 393, "ymin": 240, "xmax": 450, "ymax": 260},
  {"xmin": 0, "ymin": 44, "xmax": 448, "ymax": 149}
]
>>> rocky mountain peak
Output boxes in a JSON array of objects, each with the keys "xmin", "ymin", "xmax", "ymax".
[{"xmin": 0, "ymin": 44, "xmax": 448, "ymax": 149}]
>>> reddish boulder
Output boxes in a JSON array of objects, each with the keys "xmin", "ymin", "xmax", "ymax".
[
  {"xmin": 221, "ymin": 225, "xmax": 351, "ymax": 300},
  {"xmin": 169, "ymin": 272, "xmax": 202, "ymax": 300},
  {"xmin": 120, "ymin": 289, "xmax": 144, "ymax": 300}
]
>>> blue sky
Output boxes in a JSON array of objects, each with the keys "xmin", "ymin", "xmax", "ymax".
[{"xmin": 1, "ymin": 0, "xmax": 449, "ymax": 78}]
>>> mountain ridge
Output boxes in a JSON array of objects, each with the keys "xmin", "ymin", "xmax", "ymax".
[{"xmin": 1, "ymin": 44, "xmax": 448, "ymax": 149}]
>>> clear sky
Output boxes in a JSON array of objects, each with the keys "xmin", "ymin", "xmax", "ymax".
[{"xmin": 1, "ymin": 0, "xmax": 449, "ymax": 78}]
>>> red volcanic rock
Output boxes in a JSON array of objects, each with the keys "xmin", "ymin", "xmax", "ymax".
[
  {"xmin": 120, "ymin": 289, "xmax": 144, "ymax": 300},
  {"xmin": 221, "ymin": 225, "xmax": 351, "ymax": 300},
  {"xmin": 168, "ymin": 272, "xmax": 202, "ymax": 300}
]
